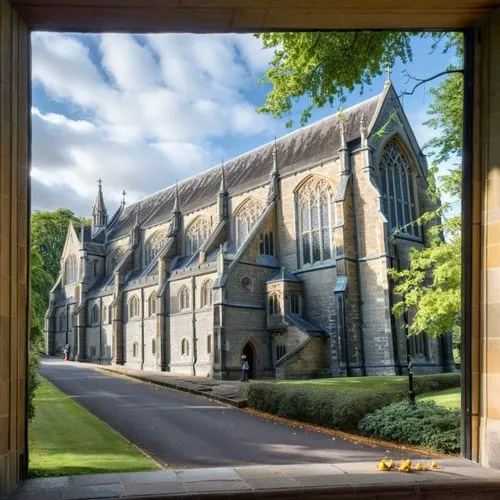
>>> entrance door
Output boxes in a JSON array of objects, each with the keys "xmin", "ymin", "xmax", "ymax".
[{"xmin": 242, "ymin": 342, "xmax": 256, "ymax": 379}]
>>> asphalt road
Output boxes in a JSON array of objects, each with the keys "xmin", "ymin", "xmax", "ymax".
[{"xmin": 41, "ymin": 359, "xmax": 400, "ymax": 468}]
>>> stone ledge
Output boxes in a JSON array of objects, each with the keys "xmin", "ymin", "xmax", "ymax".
[{"xmin": 6, "ymin": 460, "xmax": 500, "ymax": 500}]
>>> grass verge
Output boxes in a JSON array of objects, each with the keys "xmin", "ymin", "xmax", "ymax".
[
  {"xmin": 29, "ymin": 377, "xmax": 160, "ymax": 478},
  {"xmin": 419, "ymin": 387, "xmax": 461, "ymax": 410}
]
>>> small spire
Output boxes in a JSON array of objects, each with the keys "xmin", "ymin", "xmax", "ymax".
[
  {"xmin": 385, "ymin": 64, "xmax": 392, "ymax": 85},
  {"xmin": 97, "ymin": 178, "xmax": 102, "ymax": 189},
  {"xmin": 339, "ymin": 120, "xmax": 348, "ymax": 151},
  {"xmin": 121, "ymin": 190, "xmax": 126, "ymax": 206},
  {"xmin": 360, "ymin": 115, "xmax": 368, "ymax": 147},
  {"xmin": 173, "ymin": 180, "xmax": 180, "ymax": 213},
  {"xmin": 219, "ymin": 159, "xmax": 227, "ymax": 195},
  {"xmin": 271, "ymin": 136, "xmax": 279, "ymax": 176},
  {"xmin": 134, "ymin": 209, "xmax": 140, "ymax": 228}
]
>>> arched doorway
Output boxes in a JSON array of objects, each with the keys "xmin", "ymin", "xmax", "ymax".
[{"xmin": 242, "ymin": 342, "xmax": 256, "ymax": 379}]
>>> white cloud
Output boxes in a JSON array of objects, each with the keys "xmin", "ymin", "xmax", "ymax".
[{"xmin": 31, "ymin": 32, "xmax": 275, "ymax": 215}]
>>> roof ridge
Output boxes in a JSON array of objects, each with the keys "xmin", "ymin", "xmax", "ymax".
[{"xmin": 124, "ymin": 93, "xmax": 383, "ymax": 211}]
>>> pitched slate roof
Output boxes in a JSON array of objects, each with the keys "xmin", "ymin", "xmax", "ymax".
[
  {"xmin": 107, "ymin": 93, "xmax": 382, "ymax": 241},
  {"xmin": 267, "ymin": 267, "xmax": 301, "ymax": 283}
]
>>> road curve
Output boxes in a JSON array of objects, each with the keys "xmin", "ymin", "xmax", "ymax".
[{"xmin": 40, "ymin": 359, "xmax": 396, "ymax": 469}]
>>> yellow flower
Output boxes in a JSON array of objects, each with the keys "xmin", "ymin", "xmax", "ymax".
[
  {"xmin": 429, "ymin": 460, "xmax": 439, "ymax": 470},
  {"xmin": 415, "ymin": 463, "xmax": 426, "ymax": 471},
  {"xmin": 377, "ymin": 458, "xmax": 391, "ymax": 471},
  {"xmin": 399, "ymin": 459, "xmax": 412, "ymax": 473}
]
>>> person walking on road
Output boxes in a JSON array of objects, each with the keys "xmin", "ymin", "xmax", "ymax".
[{"xmin": 240, "ymin": 355, "xmax": 249, "ymax": 381}]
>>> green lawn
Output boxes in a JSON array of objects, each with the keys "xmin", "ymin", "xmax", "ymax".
[
  {"xmin": 420, "ymin": 387, "xmax": 461, "ymax": 410},
  {"xmin": 278, "ymin": 373, "xmax": 459, "ymax": 393},
  {"xmin": 29, "ymin": 377, "xmax": 160, "ymax": 478}
]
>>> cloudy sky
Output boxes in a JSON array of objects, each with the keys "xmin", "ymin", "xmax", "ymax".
[{"xmin": 31, "ymin": 33, "xmax": 458, "ymax": 218}]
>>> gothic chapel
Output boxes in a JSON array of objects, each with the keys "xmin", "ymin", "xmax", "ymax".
[{"xmin": 45, "ymin": 80, "xmax": 454, "ymax": 379}]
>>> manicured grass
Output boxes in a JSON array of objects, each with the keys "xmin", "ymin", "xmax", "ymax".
[
  {"xmin": 29, "ymin": 377, "xmax": 160, "ymax": 478},
  {"xmin": 278, "ymin": 373, "xmax": 459, "ymax": 393},
  {"xmin": 420, "ymin": 387, "xmax": 461, "ymax": 410}
]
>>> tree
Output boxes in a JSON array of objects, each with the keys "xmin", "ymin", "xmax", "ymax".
[
  {"xmin": 28, "ymin": 209, "xmax": 89, "ymax": 419},
  {"xmin": 256, "ymin": 31, "xmax": 463, "ymax": 343}
]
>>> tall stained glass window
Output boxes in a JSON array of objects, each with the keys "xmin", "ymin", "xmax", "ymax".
[
  {"xmin": 297, "ymin": 177, "xmax": 333, "ymax": 267},
  {"xmin": 379, "ymin": 140, "xmax": 419, "ymax": 237}
]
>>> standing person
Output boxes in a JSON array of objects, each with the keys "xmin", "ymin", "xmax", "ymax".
[
  {"xmin": 63, "ymin": 343, "xmax": 69, "ymax": 361},
  {"xmin": 241, "ymin": 355, "xmax": 249, "ymax": 382}
]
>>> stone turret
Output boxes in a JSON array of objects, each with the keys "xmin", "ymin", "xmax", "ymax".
[
  {"xmin": 218, "ymin": 162, "xmax": 229, "ymax": 222},
  {"xmin": 359, "ymin": 115, "xmax": 373, "ymax": 172},
  {"xmin": 169, "ymin": 182, "xmax": 182, "ymax": 236},
  {"xmin": 92, "ymin": 178, "xmax": 108, "ymax": 237},
  {"xmin": 339, "ymin": 121, "xmax": 350, "ymax": 176},
  {"xmin": 267, "ymin": 139, "xmax": 280, "ymax": 202}
]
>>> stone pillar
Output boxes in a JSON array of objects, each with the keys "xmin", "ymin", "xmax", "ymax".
[
  {"xmin": 112, "ymin": 299, "xmax": 125, "ymax": 365},
  {"xmin": 474, "ymin": 9, "xmax": 500, "ymax": 468},
  {"xmin": 0, "ymin": 1, "xmax": 30, "ymax": 494}
]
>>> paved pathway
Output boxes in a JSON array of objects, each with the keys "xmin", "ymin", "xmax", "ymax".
[{"xmin": 41, "ymin": 359, "xmax": 413, "ymax": 469}]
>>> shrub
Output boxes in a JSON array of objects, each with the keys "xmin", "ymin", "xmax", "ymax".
[
  {"xmin": 358, "ymin": 401, "xmax": 460, "ymax": 453},
  {"xmin": 412, "ymin": 373, "xmax": 461, "ymax": 394},
  {"xmin": 246, "ymin": 383, "xmax": 405, "ymax": 431}
]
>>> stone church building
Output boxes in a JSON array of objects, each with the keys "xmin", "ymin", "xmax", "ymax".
[{"xmin": 45, "ymin": 80, "xmax": 454, "ymax": 379}]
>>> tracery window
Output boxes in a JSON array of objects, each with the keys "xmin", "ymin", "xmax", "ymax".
[
  {"xmin": 379, "ymin": 140, "xmax": 419, "ymax": 237},
  {"xmin": 290, "ymin": 294, "xmax": 300, "ymax": 315},
  {"xmin": 185, "ymin": 217, "xmax": 211, "ymax": 255},
  {"xmin": 148, "ymin": 293, "xmax": 156, "ymax": 316},
  {"xmin": 107, "ymin": 247, "xmax": 126, "ymax": 274},
  {"xmin": 268, "ymin": 294, "xmax": 280, "ymax": 315},
  {"xmin": 234, "ymin": 198, "xmax": 265, "ymax": 248},
  {"xmin": 65, "ymin": 254, "xmax": 78, "ymax": 284},
  {"xmin": 297, "ymin": 177, "xmax": 333, "ymax": 266},
  {"xmin": 259, "ymin": 231, "xmax": 274, "ymax": 256},
  {"xmin": 144, "ymin": 230, "xmax": 168, "ymax": 266},
  {"xmin": 207, "ymin": 335, "xmax": 212, "ymax": 354},
  {"xmin": 129, "ymin": 295, "xmax": 140, "ymax": 319},
  {"xmin": 179, "ymin": 286, "xmax": 190, "ymax": 311},
  {"xmin": 200, "ymin": 280, "xmax": 212, "ymax": 308},
  {"xmin": 181, "ymin": 338, "xmax": 189, "ymax": 356}
]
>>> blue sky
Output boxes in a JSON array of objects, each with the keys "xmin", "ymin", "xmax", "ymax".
[{"xmin": 31, "ymin": 33, "xmax": 459, "ymax": 218}]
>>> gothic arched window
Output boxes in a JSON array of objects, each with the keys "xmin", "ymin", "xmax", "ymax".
[
  {"xmin": 102, "ymin": 305, "xmax": 107, "ymax": 323},
  {"xmin": 129, "ymin": 295, "xmax": 140, "ymax": 319},
  {"xmin": 185, "ymin": 217, "xmax": 211, "ymax": 255},
  {"xmin": 234, "ymin": 198, "xmax": 265, "ymax": 248},
  {"xmin": 90, "ymin": 304, "xmax": 99, "ymax": 325},
  {"xmin": 259, "ymin": 231, "xmax": 274, "ymax": 256},
  {"xmin": 379, "ymin": 139, "xmax": 419, "ymax": 237},
  {"xmin": 268, "ymin": 294, "xmax": 280, "ymax": 315},
  {"xmin": 144, "ymin": 230, "xmax": 168, "ymax": 266},
  {"xmin": 179, "ymin": 286, "xmax": 190, "ymax": 311},
  {"xmin": 297, "ymin": 177, "xmax": 333, "ymax": 266},
  {"xmin": 65, "ymin": 254, "xmax": 78, "ymax": 284},
  {"xmin": 148, "ymin": 293, "xmax": 156, "ymax": 316},
  {"xmin": 200, "ymin": 280, "xmax": 212, "ymax": 308},
  {"xmin": 290, "ymin": 294, "xmax": 300, "ymax": 314}
]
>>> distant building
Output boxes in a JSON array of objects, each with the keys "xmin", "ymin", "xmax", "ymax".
[{"xmin": 45, "ymin": 81, "xmax": 454, "ymax": 379}]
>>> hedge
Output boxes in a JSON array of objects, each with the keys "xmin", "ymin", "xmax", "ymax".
[
  {"xmin": 245, "ymin": 373, "xmax": 460, "ymax": 433},
  {"xmin": 358, "ymin": 401, "xmax": 460, "ymax": 453}
]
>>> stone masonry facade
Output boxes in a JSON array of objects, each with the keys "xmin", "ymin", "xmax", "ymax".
[{"xmin": 45, "ymin": 80, "xmax": 455, "ymax": 380}]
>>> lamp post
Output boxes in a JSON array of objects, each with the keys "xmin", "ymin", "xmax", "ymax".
[{"xmin": 403, "ymin": 303, "xmax": 416, "ymax": 405}]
